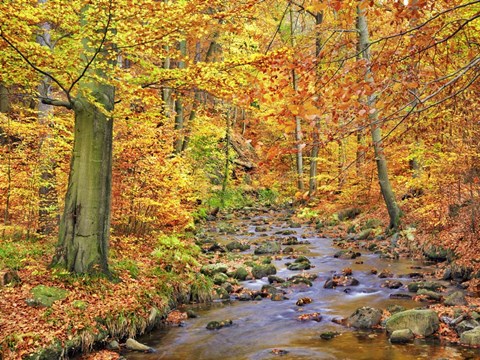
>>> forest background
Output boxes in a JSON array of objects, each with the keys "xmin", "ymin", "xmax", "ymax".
[{"xmin": 0, "ymin": 0, "xmax": 479, "ymax": 358}]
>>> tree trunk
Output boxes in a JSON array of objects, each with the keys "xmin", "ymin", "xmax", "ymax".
[
  {"xmin": 0, "ymin": 82, "xmax": 11, "ymax": 225},
  {"xmin": 52, "ymin": 87, "xmax": 114, "ymax": 274},
  {"xmin": 309, "ymin": 11, "xmax": 323, "ymax": 196},
  {"xmin": 357, "ymin": 6, "xmax": 401, "ymax": 229},
  {"xmin": 290, "ymin": 7, "xmax": 304, "ymax": 191},
  {"xmin": 36, "ymin": 7, "xmax": 58, "ymax": 235}
]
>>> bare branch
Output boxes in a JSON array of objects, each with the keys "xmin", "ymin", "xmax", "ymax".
[{"xmin": 41, "ymin": 98, "xmax": 73, "ymax": 109}]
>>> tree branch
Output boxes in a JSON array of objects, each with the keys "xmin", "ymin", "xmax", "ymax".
[
  {"xmin": 41, "ymin": 98, "xmax": 73, "ymax": 109},
  {"xmin": 0, "ymin": 29, "xmax": 72, "ymax": 105}
]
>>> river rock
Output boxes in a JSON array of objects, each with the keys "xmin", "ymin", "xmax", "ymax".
[
  {"xmin": 334, "ymin": 250, "xmax": 360, "ymax": 259},
  {"xmin": 324, "ymin": 275, "xmax": 359, "ymax": 288},
  {"xmin": 271, "ymin": 293, "xmax": 286, "ymax": 301},
  {"xmin": 417, "ymin": 289, "xmax": 443, "ymax": 302},
  {"xmin": 357, "ymin": 228, "xmax": 374, "ymax": 240},
  {"xmin": 460, "ymin": 326, "xmax": 480, "ymax": 346},
  {"xmin": 107, "ymin": 340, "xmax": 120, "ymax": 350},
  {"xmin": 407, "ymin": 281, "xmax": 443, "ymax": 293},
  {"xmin": 442, "ymin": 264, "xmax": 472, "ymax": 283},
  {"xmin": 389, "ymin": 293, "xmax": 413, "ymax": 300},
  {"xmin": 386, "ymin": 309, "xmax": 439, "ymax": 336},
  {"xmin": 347, "ymin": 306, "xmax": 383, "ymax": 329},
  {"xmin": 282, "ymin": 236, "xmax": 300, "ymax": 245},
  {"xmin": 226, "ymin": 241, "xmax": 251, "ymax": 252},
  {"xmin": 213, "ymin": 273, "xmax": 229, "ymax": 285},
  {"xmin": 423, "ymin": 245, "xmax": 453, "ymax": 262},
  {"xmin": 382, "ymin": 280, "xmax": 403, "ymax": 289},
  {"xmin": 389, "ymin": 329, "xmax": 414, "ymax": 344},
  {"xmin": 206, "ymin": 319, "xmax": 233, "ymax": 330},
  {"xmin": 378, "ymin": 269, "xmax": 393, "ymax": 278},
  {"xmin": 287, "ymin": 256, "xmax": 311, "ymax": 271},
  {"xmin": 268, "ymin": 275, "xmax": 285, "ymax": 284},
  {"xmin": 456, "ymin": 319, "xmax": 480, "ymax": 335},
  {"xmin": 254, "ymin": 241, "xmax": 281, "ymax": 255},
  {"xmin": 387, "ymin": 304, "xmax": 406, "ymax": 314},
  {"xmin": 283, "ymin": 246, "xmax": 294, "ymax": 254},
  {"xmin": 201, "ymin": 263, "xmax": 228, "ymax": 276},
  {"xmin": 126, "ymin": 338, "xmax": 155, "ymax": 352},
  {"xmin": 28, "ymin": 285, "xmax": 68, "ymax": 307},
  {"xmin": 233, "ymin": 267, "xmax": 249, "ymax": 281},
  {"xmin": 252, "ymin": 264, "xmax": 276, "ymax": 279},
  {"xmin": 255, "ymin": 226, "xmax": 270, "ymax": 232},
  {"xmin": 444, "ymin": 291, "xmax": 467, "ymax": 306},
  {"xmin": 320, "ymin": 331, "xmax": 340, "ymax": 340}
]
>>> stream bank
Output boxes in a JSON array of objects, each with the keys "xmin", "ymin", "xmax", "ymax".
[{"xmin": 120, "ymin": 206, "xmax": 480, "ymax": 360}]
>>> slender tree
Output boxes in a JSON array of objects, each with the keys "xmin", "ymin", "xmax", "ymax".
[{"xmin": 356, "ymin": 5, "xmax": 402, "ymax": 229}]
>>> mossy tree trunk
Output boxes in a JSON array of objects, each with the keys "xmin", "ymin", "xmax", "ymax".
[
  {"xmin": 51, "ymin": 85, "xmax": 114, "ymax": 274},
  {"xmin": 357, "ymin": 6, "xmax": 401, "ymax": 229}
]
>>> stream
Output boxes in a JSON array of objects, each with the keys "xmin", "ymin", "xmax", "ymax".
[{"xmin": 125, "ymin": 208, "xmax": 480, "ymax": 360}]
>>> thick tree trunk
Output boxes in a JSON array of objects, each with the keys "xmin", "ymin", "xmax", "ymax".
[
  {"xmin": 357, "ymin": 6, "xmax": 401, "ymax": 229},
  {"xmin": 51, "ymin": 86, "xmax": 114, "ymax": 274}
]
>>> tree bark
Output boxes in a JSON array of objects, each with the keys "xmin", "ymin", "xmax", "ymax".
[
  {"xmin": 51, "ymin": 4, "xmax": 114, "ymax": 274},
  {"xmin": 52, "ymin": 87, "xmax": 114, "ymax": 274},
  {"xmin": 309, "ymin": 11, "xmax": 323, "ymax": 196},
  {"xmin": 290, "ymin": 7, "xmax": 304, "ymax": 191},
  {"xmin": 36, "ymin": 5, "xmax": 58, "ymax": 235},
  {"xmin": 357, "ymin": 6, "xmax": 401, "ymax": 229}
]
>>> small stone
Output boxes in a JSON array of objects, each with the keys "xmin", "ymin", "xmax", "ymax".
[
  {"xmin": 107, "ymin": 340, "xmax": 120, "ymax": 350},
  {"xmin": 390, "ymin": 329, "xmax": 414, "ymax": 344},
  {"xmin": 320, "ymin": 331, "xmax": 340, "ymax": 340},
  {"xmin": 271, "ymin": 293, "xmax": 286, "ymax": 301},
  {"xmin": 347, "ymin": 306, "xmax": 383, "ymax": 329}
]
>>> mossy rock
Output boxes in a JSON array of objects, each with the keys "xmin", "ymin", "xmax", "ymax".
[
  {"xmin": 423, "ymin": 245, "xmax": 454, "ymax": 262},
  {"xmin": 226, "ymin": 241, "xmax": 251, "ymax": 252},
  {"xmin": 407, "ymin": 281, "xmax": 443, "ymax": 293},
  {"xmin": 417, "ymin": 289, "xmax": 442, "ymax": 301},
  {"xmin": 337, "ymin": 208, "xmax": 361, "ymax": 221},
  {"xmin": 460, "ymin": 327, "xmax": 480, "ymax": 346},
  {"xmin": 254, "ymin": 241, "xmax": 281, "ymax": 255},
  {"xmin": 233, "ymin": 267, "xmax": 249, "ymax": 281},
  {"xmin": 357, "ymin": 228, "xmax": 374, "ymax": 240},
  {"xmin": 386, "ymin": 309, "xmax": 439, "ymax": 336},
  {"xmin": 390, "ymin": 329, "xmax": 414, "ymax": 344},
  {"xmin": 200, "ymin": 263, "xmax": 228, "ymax": 276},
  {"xmin": 252, "ymin": 264, "xmax": 276, "ymax": 279},
  {"xmin": 444, "ymin": 291, "xmax": 467, "ymax": 306},
  {"xmin": 347, "ymin": 306, "xmax": 382, "ymax": 329},
  {"xmin": 30, "ymin": 285, "xmax": 68, "ymax": 307},
  {"xmin": 213, "ymin": 272, "xmax": 229, "ymax": 285}
]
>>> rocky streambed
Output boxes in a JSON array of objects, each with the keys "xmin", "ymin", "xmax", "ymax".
[{"xmin": 125, "ymin": 207, "xmax": 480, "ymax": 360}]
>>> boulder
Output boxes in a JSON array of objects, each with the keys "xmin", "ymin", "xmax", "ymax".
[
  {"xmin": 442, "ymin": 265, "xmax": 472, "ymax": 283},
  {"xmin": 254, "ymin": 241, "xmax": 281, "ymax": 255},
  {"xmin": 29, "ymin": 285, "xmax": 68, "ymax": 307},
  {"xmin": 460, "ymin": 326, "xmax": 480, "ymax": 346},
  {"xmin": 357, "ymin": 228, "xmax": 373, "ymax": 240},
  {"xmin": 347, "ymin": 306, "xmax": 383, "ymax": 329},
  {"xmin": 386, "ymin": 309, "xmax": 439, "ymax": 336},
  {"xmin": 390, "ymin": 329, "xmax": 414, "ymax": 344},
  {"xmin": 444, "ymin": 291, "xmax": 467, "ymax": 306}
]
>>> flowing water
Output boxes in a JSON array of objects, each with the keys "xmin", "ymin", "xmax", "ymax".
[{"xmin": 125, "ymin": 208, "xmax": 480, "ymax": 360}]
